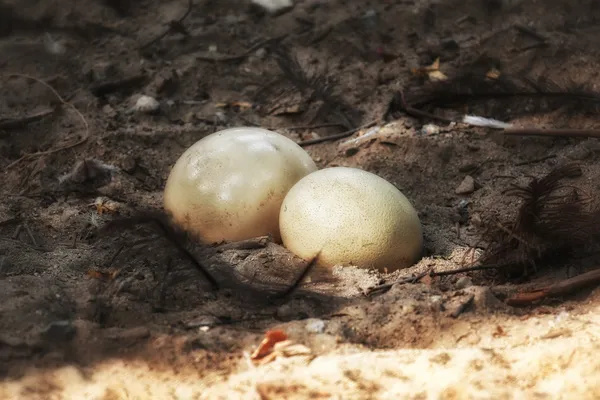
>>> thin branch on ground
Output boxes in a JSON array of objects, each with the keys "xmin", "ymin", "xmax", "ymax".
[
  {"xmin": 514, "ymin": 154, "xmax": 557, "ymax": 166},
  {"xmin": 195, "ymin": 35, "xmax": 288, "ymax": 63},
  {"xmin": 506, "ymin": 268, "xmax": 600, "ymax": 306},
  {"xmin": 366, "ymin": 264, "xmax": 508, "ymax": 296},
  {"xmin": 393, "ymin": 89, "xmax": 600, "ymax": 139},
  {"xmin": 513, "ymin": 23, "xmax": 548, "ymax": 43},
  {"xmin": 277, "ymin": 122, "xmax": 347, "ymax": 130},
  {"xmin": 365, "ymin": 270, "xmax": 430, "ymax": 296},
  {"xmin": 3, "ymin": 74, "xmax": 89, "ymax": 169},
  {"xmin": 298, "ymin": 120, "xmax": 378, "ymax": 146},
  {"xmin": 138, "ymin": 0, "xmax": 193, "ymax": 50}
]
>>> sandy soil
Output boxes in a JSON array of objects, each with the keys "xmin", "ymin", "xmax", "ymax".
[{"xmin": 2, "ymin": 0, "xmax": 600, "ymax": 399}]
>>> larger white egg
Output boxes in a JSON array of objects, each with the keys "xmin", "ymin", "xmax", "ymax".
[
  {"xmin": 164, "ymin": 127, "xmax": 317, "ymax": 243},
  {"xmin": 279, "ymin": 167, "xmax": 423, "ymax": 272}
]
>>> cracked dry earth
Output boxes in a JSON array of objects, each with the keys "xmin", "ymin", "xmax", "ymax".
[{"xmin": 3, "ymin": 0, "xmax": 600, "ymax": 399}]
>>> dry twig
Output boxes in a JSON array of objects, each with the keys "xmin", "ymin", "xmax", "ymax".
[
  {"xmin": 4, "ymin": 74, "xmax": 89, "ymax": 169},
  {"xmin": 507, "ymin": 268, "xmax": 600, "ymax": 306},
  {"xmin": 195, "ymin": 35, "xmax": 288, "ymax": 63},
  {"xmin": 298, "ymin": 120, "xmax": 378, "ymax": 146},
  {"xmin": 138, "ymin": 0, "xmax": 193, "ymax": 49}
]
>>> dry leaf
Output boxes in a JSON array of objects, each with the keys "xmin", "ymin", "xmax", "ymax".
[
  {"xmin": 492, "ymin": 325, "xmax": 507, "ymax": 337},
  {"xmin": 486, "ymin": 68, "xmax": 501, "ymax": 80},
  {"xmin": 268, "ymin": 102, "xmax": 306, "ymax": 116},
  {"xmin": 428, "ymin": 70, "xmax": 448, "ymax": 82},
  {"xmin": 251, "ymin": 329, "xmax": 288, "ymax": 361},
  {"xmin": 87, "ymin": 268, "xmax": 120, "ymax": 281},
  {"xmin": 252, "ymin": 339, "xmax": 314, "ymax": 365},
  {"xmin": 411, "ymin": 57, "xmax": 447, "ymax": 81},
  {"xmin": 91, "ymin": 197, "xmax": 120, "ymax": 215}
]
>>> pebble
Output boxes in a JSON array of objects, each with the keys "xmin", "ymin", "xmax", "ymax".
[
  {"xmin": 133, "ymin": 95, "xmax": 160, "ymax": 114},
  {"xmin": 44, "ymin": 35, "xmax": 67, "ymax": 55},
  {"xmin": 420, "ymin": 124, "xmax": 440, "ymax": 135},
  {"xmin": 305, "ymin": 318, "xmax": 326, "ymax": 334},
  {"xmin": 455, "ymin": 175, "xmax": 475, "ymax": 194},
  {"xmin": 429, "ymin": 295, "xmax": 444, "ymax": 312},
  {"xmin": 276, "ymin": 304, "xmax": 294, "ymax": 320},
  {"xmin": 455, "ymin": 276, "xmax": 473, "ymax": 289},
  {"xmin": 254, "ymin": 48, "xmax": 267, "ymax": 59},
  {"xmin": 251, "ymin": 0, "xmax": 293, "ymax": 13},
  {"xmin": 185, "ymin": 315, "xmax": 221, "ymax": 329},
  {"xmin": 102, "ymin": 104, "xmax": 116, "ymax": 118}
]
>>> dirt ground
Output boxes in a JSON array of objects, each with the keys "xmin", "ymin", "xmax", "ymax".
[{"xmin": 3, "ymin": 0, "xmax": 600, "ymax": 399}]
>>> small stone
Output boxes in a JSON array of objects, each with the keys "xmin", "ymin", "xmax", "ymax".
[
  {"xmin": 254, "ymin": 48, "xmax": 267, "ymax": 59},
  {"xmin": 429, "ymin": 295, "xmax": 444, "ymax": 311},
  {"xmin": 276, "ymin": 304, "xmax": 294, "ymax": 320},
  {"xmin": 133, "ymin": 95, "xmax": 160, "ymax": 114},
  {"xmin": 41, "ymin": 320, "xmax": 77, "ymax": 342},
  {"xmin": 185, "ymin": 315, "xmax": 220, "ymax": 329},
  {"xmin": 455, "ymin": 175, "xmax": 475, "ymax": 194},
  {"xmin": 420, "ymin": 124, "xmax": 440, "ymax": 135},
  {"xmin": 464, "ymin": 286, "xmax": 507, "ymax": 313},
  {"xmin": 44, "ymin": 35, "xmax": 67, "ymax": 55},
  {"xmin": 215, "ymin": 111, "xmax": 226, "ymax": 122},
  {"xmin": 102, "ymin": 104, "xmax": 116, "ymax": 118},
  {"xmin": 305, "ymin": 318, "xmax": 326, "ymax": 333},
  {"xmin": 402, "ymin": 303, "xmax": 417, "ymax": 314},
  {"xmin": 455, "ymin": 276, "xmax": 473, "ymax": 289},
  {"xmin": 251, "ymin": 0, "xmax": 293, "ymax": 13}
]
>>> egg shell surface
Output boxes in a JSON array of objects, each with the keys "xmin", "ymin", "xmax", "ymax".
[
  {"xmin": 279, "ymin": 167, "xmax": 423, "ymax": 272},
  {"xmin": 164, "ymin": 127, "xmax": 318, "ymax": 243}
]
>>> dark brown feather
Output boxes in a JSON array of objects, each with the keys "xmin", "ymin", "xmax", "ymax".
[{"xmin": 477, "ymin": 163, "xmax": 597, "ymax": 277}]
